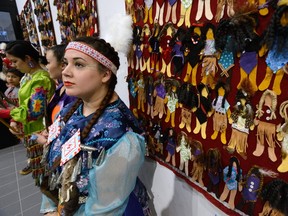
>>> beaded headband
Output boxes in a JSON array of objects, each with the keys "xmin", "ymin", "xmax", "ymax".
[{"xmin": 66, "ymin": 41, "xmax": 118, "ymax": 74}]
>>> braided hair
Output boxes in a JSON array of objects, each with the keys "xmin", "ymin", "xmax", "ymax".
[{"xmin": 63, "ymin": 37, "xmax": 120, "ymax": 141}]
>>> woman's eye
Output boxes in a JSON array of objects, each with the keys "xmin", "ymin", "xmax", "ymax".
[{"xmin": 75, "ymin": 62, "xmax": 84, "ymax": 68}]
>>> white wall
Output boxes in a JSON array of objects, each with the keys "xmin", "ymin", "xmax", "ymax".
[{"xmin": 15, "ymin": 0, "xmax": 227, "ymax": 215}]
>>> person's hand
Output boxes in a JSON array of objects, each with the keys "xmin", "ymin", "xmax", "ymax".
[
  {"xmin": 36, "ymin": 133, "xmax": 48, "ymax": 145},
  {"xmin": 9, "ymin": 122, "xmax": 21, "ymax": 135}
]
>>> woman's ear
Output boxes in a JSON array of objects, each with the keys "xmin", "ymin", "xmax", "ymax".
[{"xmin": 102, "ymin": 70, "xmax": 113, "ymax": 83}]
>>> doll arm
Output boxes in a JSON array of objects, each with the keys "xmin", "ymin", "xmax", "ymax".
[{"xmin": 258, "ymin": 45, "xmax": 268, "ymax": 57}]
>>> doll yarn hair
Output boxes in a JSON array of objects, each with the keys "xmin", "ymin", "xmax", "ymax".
[
  {"xmin": 262, "ymin": 4, "xmax": 288, "ymax": 53},
  {"xmin": 206, "ymin": 148, "xmax": 222, "ymax": 171},
  {"xmin": 261, "ymin": 179, "xmax": 288, "ymax": 215},
  {"xmin": 213, "ymin": 81, "xmax": 229, "ymax": 109},
  {"xmin": 191, "ymin": 139, "xmax": 205, "ymax": 164},
  {"xmin": 227, "ymin": 156, "xmax": 241, "ymax": 182},
  {"xmin": 202, "ymin": 23, "xmax": 216, "ymax": 41},
  {"xmin": 255, "ymin": 89, "xmax": 277, "ymax": 120}
]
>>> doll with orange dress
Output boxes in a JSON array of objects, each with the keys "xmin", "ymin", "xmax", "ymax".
[
  {"xmin": 226, "ymin": 78, "xmax": 255, "ymax": 160},
  {"xmin": 253, "ymin": 89, "xmax": 279, "ymax": 162}
]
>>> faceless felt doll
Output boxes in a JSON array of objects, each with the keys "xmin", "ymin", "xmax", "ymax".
[
  {"xmin": 259, "ymin": 179, "xmax": 288, "ymax": 216},
  {"xmin": 153, "ymin": 73, "xmax": 166, "ymax": 119},
  {"xmin": 211, "ymin": 81, "xmax": 231, "ymax": 144},
  {"xmin": 164, "ymin": 79, "xmax": 180, "ymax": 128},
  {"xmin": 226, "ymin": 78, "xmax": 255, "ymax": 160},
  {"xmin": 190, "ymin": 139, "xmax": 205, "ymax": 187},
  {"xmin": 253, "ymin": 89, "xmax": 279, "ymax": 162},
  {"xmin": 182, "ymin": 26, "xmax": 205, "ymax": 86},
  {"xmin": 165, "ymin": 0, "xmax": 178, "ymax": 24},
  {"xmin": 192, "ymin": 83, "xmax": 213, "ymax": 139},
  {"xmin": 146, "ymin": 75, "xmax": 154, "ymax": 119},
  {"xmin": 170, "ymin": 27, "xmax": 186, "ymax": 79},
  {"xmin": 136, "ymin": 73, "xmax": 146, "ymax": 112},
  {"xmin": 206, "ymin": 148, "xmax": 222, "ymax": 198},
  {"xmin": 159, "ymin": 22, "xmax": 176, "ymax": 77},
  {"xmin": 200, "ymin": 23, "xmax": 218, "ymax": 89},
  {"xmin": 276, "ymin": 100, "xmax": 288, "ymax": 172},
  {"xmin": 149, "ymin": 23, "xmax": 162, "ymax": 72},
  {"xmin": 177, "ymin": 0, "xmax": 193, "ymax": 27},
  {"xmin": 176, "ymin": 131, "xmax": 191, "ymax": 176},
  {"xmin": 258, "ymin": 3, "xmax": 288, "ymax": 95},
  {"xmin": 132, "ymin": 25, "xmax": 143, "ymax": 71},
  {"xmin": 178, "ymin": 82, "xmax": 197, "ymax": 133},
  {"xmin": 164, "ymin": 127, "xmax": 177, "ymax": 167},
  {"xmin": 127, "ymin": 70, "xmax": 138, "ymax": 106},
  {"xmin": 152, "ymin": 122, "xmax": 164, "ymax": 155},
  {"xmin": 140, "ymin": 24, "xmax": 151, "ymax": 72},
  {"xmin": 219, "ymin": 156, "xmax": 242, "ymax": 210}
]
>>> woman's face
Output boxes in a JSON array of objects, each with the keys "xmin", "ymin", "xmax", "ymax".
[
  {"xmin": 6, "ymin": 72, "xmax": 21, "ymax": 87},
  {"xmin": 62, "ymin": 49, "xmax": 110, "ymax": 100},
  {"xmin": 46, "ymin": 50, "xmax": 62, "ymax": 80},
  {"xmin": 5, "ymin": 53, "xmax": 30, "ymax": 73}
]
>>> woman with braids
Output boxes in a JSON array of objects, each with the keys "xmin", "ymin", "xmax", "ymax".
[
  {"xmin": 5, "ymin": 41, "xmax": 55, "ymax": 177},
  {"xmin": 40, "ymin": 37, "xmax": 148, "ymax": 216}
]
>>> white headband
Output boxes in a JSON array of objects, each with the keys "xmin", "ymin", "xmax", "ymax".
[{"xmin": 66, "ymin": 41, "xmax": 118, "ymax": 74}]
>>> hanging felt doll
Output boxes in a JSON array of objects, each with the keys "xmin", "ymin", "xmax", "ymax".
[
  {"xmin": 127, "ymin": 70, "xmax": 138, "ymax": 107},
  {"xmin": 153, "ymin": 73, "xmax": 166, "ymax": 119},
  {"xmin": 132, "ymin": 25, "xmax": 143, "ymax": 71},
  {"xmin": 165, "ymin": 0, "xmax": 178, "ymax": 24},
  {"xmin": 226, "ymin": 78, "xmax": 255, "ymax": 160},
  {"xmin": 146, "ymin": 75, "xmax": 154, "ymax": 119},
  {"xmin": 192, "ymin": 83, "xmax": 213, "ymax": 139},
  {"xmin": 152, "ymin": 122, "xmax": 164, "ymax": 154},
  {"xmin": 182, "ymin": 26, "xmax": 206, "ymax": 86},
  {"xmin": 258, "ymin": 3, "xmax": 288, "ymax": 95},
  {"xmin": 164, "ymin": 79, "xmax": 180, "ymax": 128},
  {"xmin": 206, "ymin": 148, "xmax": 222, "ymax": 198},
  {"xmin": 154, "ymin": 0, "xmax": 165, "ymax": 26},
  {"xmin": 219, "ymin": 156, "xmax": 242, "ymax": 210},
  {"xmin": 236, "ymin": 166, "xmax": 277, "ymax": 216},
  {"xmin": 140, "ymin": 24, "xmax": 151, "ymax": 72},
  {"xmin": 170, "ymin": 27, "xmax": 186, "ymax": 79},
  {"xmin": 276, "ymin": 100, "xmax": 288, "ymax": 172},
  {"xmin": 195, "ymin": 0, "xmax": 213, "ymax": 21},
  {"xmin": 214, "ymin": 0, "xmax": 235, "ymax": 22},
  {"xmin": 159, "ymin": 22, "xmax": 176, "ymax": 77},
  {"xmin": 190, "ymin": 139, "xmax": 205, "ymax": 187},
  {"xmin": 149, "ymin": 23, "xmax": 162, "ymax": 73},
  {"xmin": 164, "ymin": 127, "xmax": 177, "ymax": 166},
  {"xmin": 253, "ymin": 89, "xmax": 280, "ymax": 162},
  {"xmin": 200, "ymin": 23, "xmax": 218, "ymax": 89},
  {"xmin": 259, "ymin": 179, "xmax": 288, "ymax": 216},
  {"xmin": 177, "ymin": 0, "xmax": 193, "ymax": 27},
  {"xmin": 211, "ymin": 81, "xmax": 231, "ymax": 144},
  {"xmin": 178, "ymin": 82, "xmax": 196, "ymax": 133},
  {"xmin": 133, "ymin": 0, "xmax": 145, "ymax": 23},
  {"xmin": 235, "ymin": 9, "xmax": 261, "ymax": 93},
  {"xmin": 136, "ymin": 73, "xmax": 146, "ymax": 112},
  {"xmin": 176, "ymin": 131, "xmax": 191, "ymax": 176},
  {"xmin": 143, "ymin": 0, "xmax": 153, "ymax": 24}
]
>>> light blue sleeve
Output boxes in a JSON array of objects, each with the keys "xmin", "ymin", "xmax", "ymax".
[
  {"xmin": 75, "ymin": 132, "xmax": 146, "ymax": 216},
  {"xmin": 40, "ymin": 194, "xmax": 57, "ymax": 214}
]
